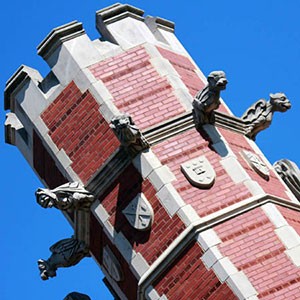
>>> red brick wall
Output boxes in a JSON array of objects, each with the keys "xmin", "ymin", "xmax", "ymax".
[
  {"xmin": 215, "ymin": 208, "xmax": 300, "ymax": 299},
  {"xmin": 41, "ymin": 81, "xmax": 120, "ymax": 184},
  {"xmin": 219, "ymin": 128, "xmax": 289, "ymax": 200},
  {"xmin": 157, "ymin": 46, "xmax": 229, "ymax": 114},
  {"xmin": 152, "ymin": 128, "xmax": 251, "ymax": 217},
  {"xmin": 153, "ymin": 241, "xmax": 237, "ymax": 299},
  {"xmin": 89, "ymin": 46, "xmax": 186, "ymax": 130},
  {"xmin": 99, "ymin": 164, "xmax": 185, "ymax": 265}
]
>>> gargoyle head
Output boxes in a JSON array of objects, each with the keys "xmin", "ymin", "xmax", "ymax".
[
  {"xmin": 35, "ymin": 188, "xmax": 57, "ymax": 208},
  {"xmin": 207, "ymin": 71, "xmax": 228, "ymax": 91},
  {"xmin": 111, "ymin": 114, "xmax": 133, "ymax": 130},
  {"xmin": 270, "ymin": 93, "xmax": 291, "ymax": 112},
  {"xmin": 110, "ymin": 114, "xmax": 139, "ymax": 146}
]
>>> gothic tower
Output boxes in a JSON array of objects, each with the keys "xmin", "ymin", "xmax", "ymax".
[{"xmin": 5, "ymin": 3, "xmax": 300, "ymax": 299}]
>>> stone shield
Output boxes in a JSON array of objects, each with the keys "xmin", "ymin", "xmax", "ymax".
[
  {"xmin": 181, "ymin": 156, "xmax": 216, "ymax": 188},
  {"xmin": 122, "ymin": 193, "xmax": 154, "ymax": 231},
  {"xmin": 242, "ymin": 150, "xmax": 270, "ymax": 180}
]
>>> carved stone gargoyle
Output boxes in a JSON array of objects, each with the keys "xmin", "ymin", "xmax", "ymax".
[
  {"xmin": 193, "ymin": 70, "xmax": 228, "ymax": 128},
  {"xmin": 64, "ymin": 292, "xmax": 91, "ymax": 300},
  {"xmin": 110, "ymin": 114, "xmax": 149, "ymax": 157},
  {"xmin": 241, "ymin": 93, "xmax": 291, "ymax": 140},
  {"xmin": 274, "ymin": 159, "xmax": 300, "ymax": 201},
  {"xmin": 35, "ymin": 182, "xmax": 94, "ymax": 211},
  {"xmin": 38, "ymin": 236, "xmax": 89, "ymax": 280}
]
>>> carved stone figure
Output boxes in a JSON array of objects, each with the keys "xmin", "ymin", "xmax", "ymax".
[
  {"xmin": 241, "ymin": 93, "xmax": 291, "ymax": 140},
  {"xmin": 274, "ymin": 159, "xmax": 300, "ymax": 201},
  {"xmin": 181, "ymin": 155, "xmax": 216, "ymax": 188},
  {"xmin": 193, "ymin": 71, "xmax": 228, "ymax": 127},
  {"xmin": 38, "ymin": 236, "xmax": 89, "ymax": 280},
  {"xmin": 110, "ymin": 114, "xmax": 149, "ymax": 156},
  {"xmin": 64, "ymin": 292, "xmax": 91, "ymax": 300},
  {"xmin": 35, "ymin": 182, "xmax": 94, "ymax": 211}
]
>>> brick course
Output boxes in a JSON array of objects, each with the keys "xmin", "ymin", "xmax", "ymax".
[
  {"xmin": 157, "ymin": 46, "xmax": 229, "ymax": 114},
  {"xmin": 152, "ymin": 128, "xmax": 251, "ymax": 217},
  {"xmin": 215, "ymin": 208, "xmax": 300, "ymax": 299},
  {"xmin": 89, "ymin": 46, "xmax": 186, "ymax": 130},
  {"xmin": 153, "ymin": 241, "xmax": 237, "ymax": 299},
  {"xmin": 41, "ymin": 81, "xmax": 120, "ymax": 184}
]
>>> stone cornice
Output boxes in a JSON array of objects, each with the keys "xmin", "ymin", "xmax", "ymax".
[
  {"xmin": 143, "ymin": 110, "xmax": 247, "ymax": 145},
  {"xmin": 96, "ymin": 3, "xmax": 145, "ymax": 25},
  {"xmin": 37, "ymin": 21, "xmax": 85, "ymax": 60}
]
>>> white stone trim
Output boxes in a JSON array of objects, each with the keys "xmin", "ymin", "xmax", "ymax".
[
  {"xmin": 130, "ymin": 253, "xmax": 150, "ymax": 278},
  {"xmin": 147, "ymin": 47, "xmax": 193, "ymax": 111},
  {"xmin": 177, "ymin": 204, "xmax": 201, "ymax": 226},
  {"xmin": 148, "ymin": 165, "xmax": 176, "ymax": 191},
  {"xmin": 226, "ymin": 271, "xmax": 258, "ymax": 300},
  {"xmin": 145, "ymin": 286, "xmax": 168, "ymax": 300},
  {"xmin": 262, "ymin": 203, "xmax": 288, "ymax": 227},
  {"xmin": 156, "ymin": 183, "xmax": 185, "ymax": 217},
  {"xmin": 133, "ymin": 150, "xmax": 162, "ymax": 179},
  {"xmin": 197, "ymin": 229, "xmax": 221, "ymax": 251},
  {"xmin": 262, "ymin": 203, "xmax": 300, "ymax": 267},
  {"xmin": 212, "ymin": 257, "xmax": 238, "ymax": 283},
  {"xmin": 201, "ymin": 245, "xmax": 223, "ymax": 269}
]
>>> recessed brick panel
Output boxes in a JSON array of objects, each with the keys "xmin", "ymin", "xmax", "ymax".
[
  {"xmin": 99, "ymin": 164, "xmax": 185, "ymax": 265},
  {"xmin": 89, "ymin": 46, "xmax": 186, "ymax": 130},
  {"xmin": 153, "ymin": 241, "xmax": 237, "ymax": 299},
  {"xmin": 156, "ymin": 46, "xmax": 230, "ymax": 114},
  {"xmin": 152, "ymin": 128, "xmax": 251, "ymax": 217},
  {"xmin": 219, "ymin": 128, "xmax": 290, "ymax": 200},
  {"xmin": 41, "ymin": 81, "xmax": 120, "ymax": 184},
  {"xmin": 215, "ymin": 208, "xmax": 300, "ymax": 299}
]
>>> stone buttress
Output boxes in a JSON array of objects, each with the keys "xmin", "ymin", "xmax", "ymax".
[{"xmin": 4, "ymin": 3, "xmax": 300, "ymax": 300}]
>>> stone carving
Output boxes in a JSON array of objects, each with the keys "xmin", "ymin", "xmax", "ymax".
[
  {"xmin": 274, "ymin": 159, "xmax": 300, "ymax": 200},
  {"xmin": 110, "ymin": 114, "xmax": 149, "ymax": 156},
  {"xmin": 64, "ymin": 292, "xmax": 91, "ymax": 300},
  {"xmin": 193, "ymin": 71, "xmax": 228, "ymax": 127},
  {"xmin": 241, "ymin": 93, "xmax": 291, "ymax": 140},
  {"xmin": 103, "ymin": 246, "xmax": 123, "ymax": 282},
  {"xmin": 38, "ymin": 236, "xmax": 89, "ymax": 280},
  {"xmin": 242, "ymin": 150, "xmax": 269, "ymax": 180},
  {"xmin": 122, "ymin": 193, "xmax": 154, "ymax": 231},
  {"xmin": 36, "ymin": 182, "xmax": 94, "ymax": 211},
  {"xmin": 181, "ymin": 156, "xmax": 216, "ymax": 188}
]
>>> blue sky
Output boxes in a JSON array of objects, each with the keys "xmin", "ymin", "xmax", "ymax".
[{"xmin": 1, "ymin": 1, "xmax": 299, "ymax": 299}]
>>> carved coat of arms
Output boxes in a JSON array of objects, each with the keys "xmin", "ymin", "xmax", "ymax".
[
  {"xmin": 242, "ymin": 150, "xmax": 269, "ymax": 180},
  {"xmin": 103, "ymin": 246, "xmax": 123, "ymax": 282},
  {"xmin": 122, "ymin": 193, "xmax": 154, "ymax": 231},
  {"xmin": 181, "ymin": 156, "xmax": 216, "ymax": 188}
]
